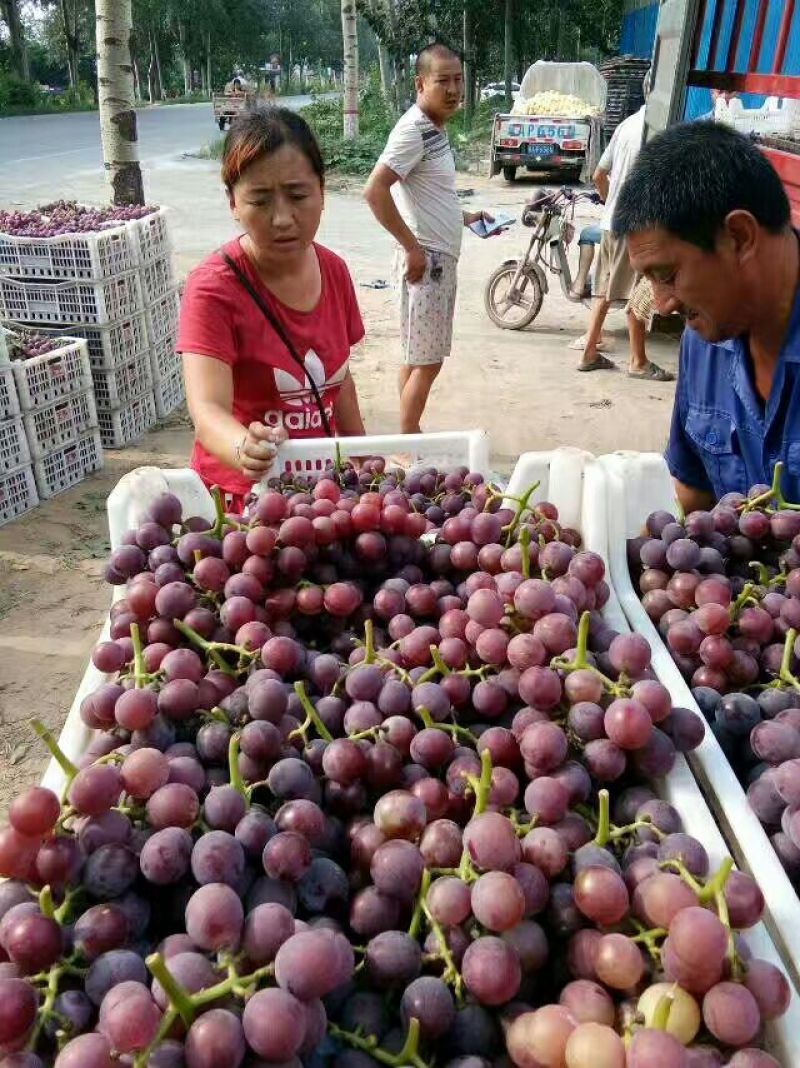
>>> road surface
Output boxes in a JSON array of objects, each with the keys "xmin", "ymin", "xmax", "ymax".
[{"xmin": 0, "ymin": 97, "xmax": 317, "ymax": 204}]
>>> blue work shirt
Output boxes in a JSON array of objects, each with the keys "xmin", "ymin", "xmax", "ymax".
[{"xmin": 665, "ymin": 288, "xmax": 800, "ymax": 500}]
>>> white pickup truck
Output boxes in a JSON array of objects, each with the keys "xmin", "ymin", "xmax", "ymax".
[{"xmin": 489, "ymin": 62, "xmax": 607, "ymax": 183}]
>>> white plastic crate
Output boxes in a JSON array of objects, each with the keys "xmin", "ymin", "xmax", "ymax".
[
  {"xmin": 23, "ymin": 389, "xmax": 98, "ymax": 460},
  {"xmin": 0, "ymin": 271, "xmax": 143, "ymax": 325},
  {"xmin": 97, "ymin": 391, "xmax": 157, "ymax": 449},
  {"xmin": 149, "ymin": 331, "xmax": 179, "ymax": 381},
  {"xmin": 153, "ymin": 364, "xmax": 185, "ymax": 418},
  {"xmin": 33, "ymin": 428, "xmax": 103, "ymax": 500},
  {"xmin": 145, "ymin": 288, "xmax": 180, "ymax": 345},
  {"xmin": 139, "ymin": 253, "xmax": 177, "ymax": 304},
  {"xmin": 11, "ymin": 336, "xmax": 92, "ymax": 411},
  {"xmin": 0, "ymin": 366, "xmax": 20, "ymax": 421},
  {"xmin": 583, "ymin": 456, "xmax": 800, "ymax": 1061},
  {"xmin": 0, "ymin": 417, "xmax": 30, "ymax": 472},
  {"xmin": 92, "ymin": 353, "xmax": 153, "ymax": 409},
  {"xmin": 5, "ymin": 314, "xmax": 149, "ymax": 373},
  {"xmin": 0, "ymin": 463, "xmax": 38, "ymax": 525},
  {"xmin": 94, "ymin": 453, "xmax": 800, "ymax": 1064},
  {"xmin": 129, "ymin": 208, "xmax": 171, "ymax": 264},
  {"xmin": 601, "ymin": 450, "xmax": 800, "ymax": 992},
  {"xmin": 259, "ymin": 429, "xmax": 492, "ymax": 488},
  {"xmin": 0, "ymin": 224, "xmax": 136, "ymax": 281}
]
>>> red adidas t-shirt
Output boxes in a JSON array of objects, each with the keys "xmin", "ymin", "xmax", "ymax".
[{"xmin": 177, "ymin": 238, "xmax": 365, "ymax": 497}]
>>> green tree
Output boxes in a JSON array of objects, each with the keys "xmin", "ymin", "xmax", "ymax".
[{"xmin": 0, "ymin": 0, "xmax": 29, "ymax": 80}]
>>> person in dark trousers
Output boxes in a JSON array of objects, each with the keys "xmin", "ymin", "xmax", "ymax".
[{"xmin": 613, "ymin": 121, "xmax": 800, "ymax": 513}]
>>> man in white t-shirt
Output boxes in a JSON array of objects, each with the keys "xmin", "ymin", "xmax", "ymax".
[
  {"xmin": 365, "ymin": 43, "xmax": 492, "ymax": 433},
  {"xmin": 578, "ymin": 71, "xmax": 673, "ymax": 382}
]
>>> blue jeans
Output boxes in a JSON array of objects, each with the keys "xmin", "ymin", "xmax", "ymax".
[{"xmin": 579, "ymin": 224, "xmax": 602, "ymax": 247}]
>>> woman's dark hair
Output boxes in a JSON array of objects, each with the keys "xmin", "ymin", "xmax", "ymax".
[
  {"xmin": 613, "ymin": 122, "xmax": 790, "ymax": 251},
  {"xmin": 222, "ymin": 106, "xmax": 325, "ymax": 191}
]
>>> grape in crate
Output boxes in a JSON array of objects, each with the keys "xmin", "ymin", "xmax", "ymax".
[{"xmin": 0, "ymin": 455, "xmax": 788, "ymax": 1065}]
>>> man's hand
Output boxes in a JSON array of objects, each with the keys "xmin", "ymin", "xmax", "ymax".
[
  {"xmin": 404, "ymin": 242, "xmax": 428, "ymax": 284},
  {"xmin": 237, "ymin": 422, "xmax": 289, "ymax": 479},
  {"xmin": 464, "ymin": 210, "xmax": 496, "ymax": 230}
]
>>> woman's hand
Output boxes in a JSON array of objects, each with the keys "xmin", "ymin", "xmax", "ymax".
[{"xmin": 236, "ymin": 423, "xmax": 289, "ymax": 479}]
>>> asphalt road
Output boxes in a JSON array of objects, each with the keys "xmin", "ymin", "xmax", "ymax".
[{"xmin": 0, "ymin": 97, "xmax": 317, "ymax": 204}]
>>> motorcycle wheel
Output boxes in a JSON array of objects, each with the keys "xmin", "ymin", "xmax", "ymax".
[{"xmin": 484, "ymin": 263, "xmax": 544, "ymax": 330}]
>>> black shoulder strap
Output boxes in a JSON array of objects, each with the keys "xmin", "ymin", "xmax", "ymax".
[{"xmin": 220, "ymin": 250, "xmax": 333, "ymax": 437}]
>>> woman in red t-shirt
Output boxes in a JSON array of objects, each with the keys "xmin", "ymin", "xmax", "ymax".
[{"xmin": 178, "ymin": 107, "xmax": 366, "ymax": 509}]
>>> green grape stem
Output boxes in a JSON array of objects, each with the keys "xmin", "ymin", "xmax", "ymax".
[
  {"xmin": 130, "ymin": 622, "xmax": 149, "ymax": 687},
  {"xmin": 778, "ymin": 627, "xmax": 800, "ymax": 691},
  {"xmin": 227, "ymin": 732, "xmax": 249, "ymax": 802},
  {"xmin": 553, "ymin": 612, "xmax": 624, "ymax": 696},
  {"xmin": 408, "ymin": 868, "xmax": 432, "ymax": 942},
  {"xmin": 330, "ymin": 1018, "xmax": 429, "ymax": 1068},
  {"xmin": 503, "ymin": 481, "xmax": 542, "ymax": 546},
  {"xmin": 31, "ymin": 720, "xmax": 78, "ymax": 786},
  {"xmin": 593, "ymin": 789, "xmax": 611, "ymax": 848},
  {"xmin": 293, "ymin": 681, "xmax": 334, "ymax": 743}
]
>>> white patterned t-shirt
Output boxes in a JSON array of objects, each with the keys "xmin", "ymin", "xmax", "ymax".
[{"xmin": 378, "ymin": 104, "xmax": 463, "ymax": 260}]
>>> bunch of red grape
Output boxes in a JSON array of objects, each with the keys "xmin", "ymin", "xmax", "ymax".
[
  {"xmin": 0, "ymin": 201, "xmax": 158, "ymax": 239},
  {"xmin": 7, "ymin": 333, "xmax": 63, "ymax": 361},
  {"xmin": 629, "ymin": 471, "xmax": 800, "ymax": 888},
  {"xmin": 0, "ymin": 461, "xmax": 787, "ymax": 1067}
]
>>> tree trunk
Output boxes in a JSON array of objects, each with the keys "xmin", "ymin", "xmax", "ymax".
[
  {"xmin": 378, "ymin": 42, "xmax": 393, "ymax": 102},
  {"xmin": 463, "ymin": 2, "xmax": 475, "ymax": 128},
  {"xmin": 341, "ymin": 0, "xmax": 359, "ymax": 140},
  {"xmin": 206, "ymin": 30, "xmax": 212, "ymax": 95},
  {"xmin": 0, "ymin": 0, "xmax": 29, "ymax": 81},
  {"xmin": 177, "ymin": 20, "xmax": 191, "ymax": 94},
  {"xmin": 148, "ymin": 29, "xmax": 162, "ymax": 101},
  {"xmin": 96, "ymin": 0, "xmax": 144, "ymax": 206},
  {"xmin": 504, "ymin": 0, "xmax": 513, "ymax": 111},
  {"xmin": 59, "ymin": 0, "xmax": 80, "ymax": 89}
]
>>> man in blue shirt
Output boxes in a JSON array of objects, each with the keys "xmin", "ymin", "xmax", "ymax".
[{"xmin": 612, "ymin": 122, "xmax": 800, "ymax": 513}]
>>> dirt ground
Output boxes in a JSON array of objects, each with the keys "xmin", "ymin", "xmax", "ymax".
[{"xmin": 0, "ymin": 152, "xmax": 681, "ymax": 811}]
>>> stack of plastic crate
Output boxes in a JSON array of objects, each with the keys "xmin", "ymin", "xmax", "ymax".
[
  {"xmin": 0, "ymin": 218, "xmax": 156, "ymax": 450},
  {"xmin": 0, "ymin": 330, "xmax": 39, "ymax": 526},
  {"xmin": 129, "ymin": 210, "xmax": 184, "ymax": 421},
  {"xmin": 7, "ymin": 328, "xmax": 103, "ymax": 500}
]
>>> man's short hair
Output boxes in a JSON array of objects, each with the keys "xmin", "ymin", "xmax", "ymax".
[
  {"xmin": 613, "ymin": 122, "xmax": 791, "ymax": 251},
  {"xmin": 416, "ymin": 42, "xmax": 462, "ymax": 77}
]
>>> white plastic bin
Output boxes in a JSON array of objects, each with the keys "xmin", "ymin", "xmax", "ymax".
[
  {"xmin": 0, "ymin": 224, "xmax": 136, "ymax": 281},
  {"xmin": 97, "ymin": 392, "xmax": 157, "ymax": 449},
  {"xmin": 153, "ymin": 365, "xmax": 185, "ymax": 419},
  {"xmin": 0, "ymin": 416, "xmax": 30, "ymax": 473},
  {"xmin": 33, "ymin": 429, "xmax": 104, "ymax": 499},
  {"xmin": 0, "ymin": 272, "xmax": 143, "ymax": 325},
  {"xmin": 11, "ymin": 337, "xmax": 92, "ymax": 412},
  {"xmin": 23, "ymin": 389, "xmax": 98, "ymax": 460},
  {"xmin": 91, "ymin": 353, "xmax": 153, "ymax": 410},
  {"xmin": 601, "ymin": 450, "xmax": 800, "ymax": 991},
  {"xmin": 41, "ymin": 447, "xmax": 797, "ymax": 1065},
  {"xmin": 585, "ymin": 456, "xmax": 799, "ymax": 1059},
  {"xmin": 0, "ymin": 366, "xmax": 20, "ymax": 422},
  {"xmin": 0, "ymin": 463, "xmax": 38, "ymax": 526}
]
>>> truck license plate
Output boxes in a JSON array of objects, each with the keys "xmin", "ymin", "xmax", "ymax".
[{"xmin": 527, "ymin": 144, "xmax": 555, "ymax": 158}]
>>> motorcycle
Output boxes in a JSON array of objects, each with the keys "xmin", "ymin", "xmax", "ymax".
[{"xmin": 484, "ymin": 186, "xmax": 602, "ymax": 331}]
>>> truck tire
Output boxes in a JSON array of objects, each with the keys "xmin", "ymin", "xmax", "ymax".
[
  {"xmin": 218, "ymin": 117, "xmax": 227, "ymax": 131},
  {"xmin": 484, "ymin": 262, "xmax": 543, "ymax": 330},
  {"xmin": 503, "ymin": 165, "xmax": 517, "ymax": 183}
]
